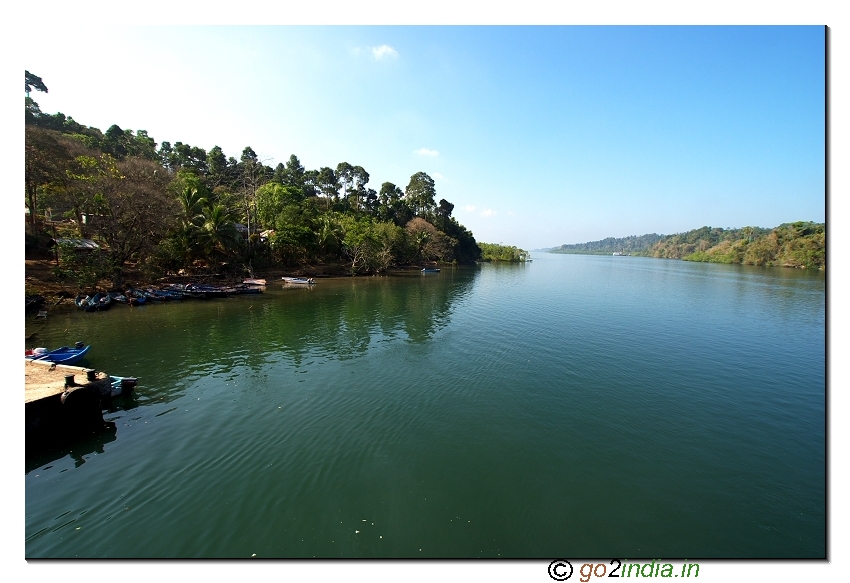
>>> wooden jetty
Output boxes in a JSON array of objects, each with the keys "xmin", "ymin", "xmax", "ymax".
[{"xmin": 25, "ymin": 359, "xmax": 134, "ymax": 455}]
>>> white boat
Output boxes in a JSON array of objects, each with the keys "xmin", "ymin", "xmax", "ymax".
[
  {"xmin": 282, "ymin": 277, "xmax": 316, "ymax": 285},
  {"xmin": 243, "ymin": 278, "xmax": 267, "ymax": 286},
  {"xmin": 612, "ymin": 251, "xmax": 630, "ymax": 256}
]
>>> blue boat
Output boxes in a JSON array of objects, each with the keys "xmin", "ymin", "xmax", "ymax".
[
  {"xmin": 124, "ymin": 289, "xmax": 147, "ymax": 305},
  {"xmin": 26, "ymin": 342, "xmax": 91, "ymax": 365},
  {"xmin": 421, "ymin": 267, "xmax": 441, "ymax": 273}
]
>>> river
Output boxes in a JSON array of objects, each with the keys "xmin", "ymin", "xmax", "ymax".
[{"xmin": 24, "ymin": 253, "xmax": 826, "ymax": 558}]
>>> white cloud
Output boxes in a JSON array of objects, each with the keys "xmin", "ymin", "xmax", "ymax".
[
  {"xmin": 372, "ymin": 45, "xmax": 399, "ymax": 60},
  {"xmin": 481, "ymin": 209, "xmax": 497, "ymax": 217},
  {"xmin": 432, "ymin": 172, "xmax": 444, "ymax": 180},
  {"xmin": 463, "ymin": 205, "xmax": 476, "ymax": 212},
  {"xmin": 414, "ymin": 148, "xmax": 439, "ymax": 157}
]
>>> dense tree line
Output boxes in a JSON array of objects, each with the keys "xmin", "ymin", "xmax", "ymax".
[
  {"xmin": 549, "ymin": 223, "xmax": 824, "ymax": 269},
  {"xmin": 549, "ymin": 233, "xmax": 665, "ymax": 255},
  {"xmin": 24, "ymin": 73, "xmax": 482, "ymax": 287},
  {"xmin": 678, "ymin": 222, "xmax": 824, "ymax": 269}
]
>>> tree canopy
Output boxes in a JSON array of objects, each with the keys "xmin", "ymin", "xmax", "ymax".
[{"xmin": 24, "ymin": 73, "xmax": 485, "ymax": 286}]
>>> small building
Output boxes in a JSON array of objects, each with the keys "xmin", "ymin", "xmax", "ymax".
[{"xmin": 47, "ymin": 238, "xmax": 100, "ymax": 251}]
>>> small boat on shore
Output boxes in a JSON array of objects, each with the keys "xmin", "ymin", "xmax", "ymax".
[
  {"xmin": 91, "ymin": 292, "xmax": 112, "ymax": 311},
  {"xmin": 108, "ymin": 291, "xmax": 128, "ymax": 304},
  {"xmin": 75, "ymin": 294, "xmax": 98, "ymax": 312},
  {"xmin": 26, "ymin": 342, "xmax": 91, "ymax": 365},
  {"xmin": 186, "ymin": 283, "xmax": 229, "ymax": 298},
  {"xmin": 124, "ymin": 289, "xmax": 147, "ymax": 306},
  {"xmin": 243, "ymin": 278, "xmax": 267, "ymax": 286},
  {"xmin": 282, "ymin": 277, "xmax": 316, "ymax": 285},
  {"xmin": 421, "ymin": 267, "xmax": 441, "ymax": 273}
]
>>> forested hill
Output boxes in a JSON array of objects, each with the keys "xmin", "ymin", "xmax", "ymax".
[
  {"xmin": 548, "ymin": 222, "xmax": 825, "ymax": 269},
  {"xmin": 548, "ymin": 233, "xmax": 665, "ymax": 255}
]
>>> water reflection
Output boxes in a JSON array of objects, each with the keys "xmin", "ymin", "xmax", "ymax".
[
  {"xmin": 26, "ymin": 269, "xmax": 479, "ymax": 407},
  {"xmin": 26, "ymin": 423, "xmax": 117, "ymax": 474}
]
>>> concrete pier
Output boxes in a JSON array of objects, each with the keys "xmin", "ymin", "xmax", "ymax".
[{"xmin": 25, "ymin": 359, "xmax": 133, "ymax": 455}]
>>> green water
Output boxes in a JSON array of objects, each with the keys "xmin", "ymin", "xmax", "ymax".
[{"xmin": 24, "ymin": 254, "xmax": 825, "ymax": 558}]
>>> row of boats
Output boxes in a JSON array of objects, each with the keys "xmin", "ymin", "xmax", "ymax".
[
  {"xmin": 74, "ymin": 281, "xmax": 266, "ymax": 311},
  {"xmin": 74, "ymin": 277, "xmax": 318, "ymax": 312}
]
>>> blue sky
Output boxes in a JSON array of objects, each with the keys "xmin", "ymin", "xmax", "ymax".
[{"xmin": 21, "ymin": 25, "xmax": 825, "ymax": 250}]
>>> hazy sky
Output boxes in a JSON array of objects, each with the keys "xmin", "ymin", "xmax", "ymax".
[{"xmin": 21, "ymin": 25, "xmax": 824, "ymax": 250}]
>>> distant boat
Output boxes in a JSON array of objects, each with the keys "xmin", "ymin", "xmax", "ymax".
[
  {"xmin": 421, "ymin": 268, "xmax": 441, "ymax": 273},
  {"xmin": 282, "ymin": 277, "xmax": 316, "ymax": 285},
  {"xmin": 26, "ymin": 342, "xmax": 91, "ymax": 365},
  {"xmin": 243, "ymin": 278, "xmax": 267, "ymax": 286},
  {"xmin": 612, "ymin": 251, "xmax": 631, "ymax": 256}
]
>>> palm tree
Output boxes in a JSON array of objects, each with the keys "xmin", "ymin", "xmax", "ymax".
[
  {"xmin": 198, "ymin": 203, "xmax": 240, "ymax": 269},
  {"xmin": 314, "ymin": 213, "xmax": 342, "ymax": 257},
  {"xmin": 177, "ymin": 186, "xmax": 207, "ymax": 227},
  {"xmin": 175, "ymin": 186, "xmax": 208, "ymax": 264}
]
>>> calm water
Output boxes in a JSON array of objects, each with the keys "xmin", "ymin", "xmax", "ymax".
[{"xmin": 24, "ymin": 254, "xmax": 825, "ymax": 558}]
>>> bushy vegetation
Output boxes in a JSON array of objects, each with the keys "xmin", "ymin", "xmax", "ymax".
[
  {"xmin": 24, "ymin": 72, "xmax": 483, "ymax": 286},
  {"xmin": 478, "ymin": 242, "xmax": 530, "ymax": 262},
  {"xmin": 550, "ymin": 223, "xmax": 824, "ymax": 269},
  {"xmin": 680, "ymin": 222, "xmax": 824, "ymax": 269}
]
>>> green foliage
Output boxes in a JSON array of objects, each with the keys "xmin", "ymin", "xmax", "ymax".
[
  {"xmin": 24, "ymin": 95, "xmax": 488, "ymax": 277},
  {"xmin": 678, "ymin": 222, "xmax": 825, "ymax": 269},
  {"xmin": 26, "ymin": 71, "xmax": 48, "ymax": 95},
  {"xmin": 478, "ymin": 242, "xmax": 529, "ymax": 262},
  {"xmin": 52, "ymin": 243, "xmax": 111, "ymax": 290},
  {"xmin": 550, "ymin": 233, "xmax": 664, "ymax": 255},
  {"xmin": 405, "ymin": 172, "xmax": 437, "ymax": 219}
]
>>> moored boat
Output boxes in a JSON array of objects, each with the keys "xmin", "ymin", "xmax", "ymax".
[
  {"xmin": 243, "ymin": 278, "xmax": 267, "ymax": 286},
  {"xmin": 109, "ymin": 375, "xmax": 139, "ymax": 396},
  {"xmin": 124, "ymin": 289, "xmax": 147, "ymax": 306},
  {"xmin": 230, "ymin": 284, "xmax": 263, "ymax": 294},
  {"xmin": 75, "ymin": 294, "xmax": 98, "ymax": 312},
  {"xmin": 186, "ymin": 283, "xmax": 229, "ymax": 298},
  {"xmin": 91, "ymin": 292, "xmax": 113, "ymax": 311},
  {"xmin": 108, "ymin": 291, "xmax": 128, "ymax": 304},
  {"xmin": 421, "ymin": 267, "xmax": 441, "ymax": 273},
  {"xmin": 25, "ymin": 342, "xmax": 91, "ymax": 365},
  {"xmin": 282, "ymin": 277, "xmax": 316, "ymax": 285}
]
